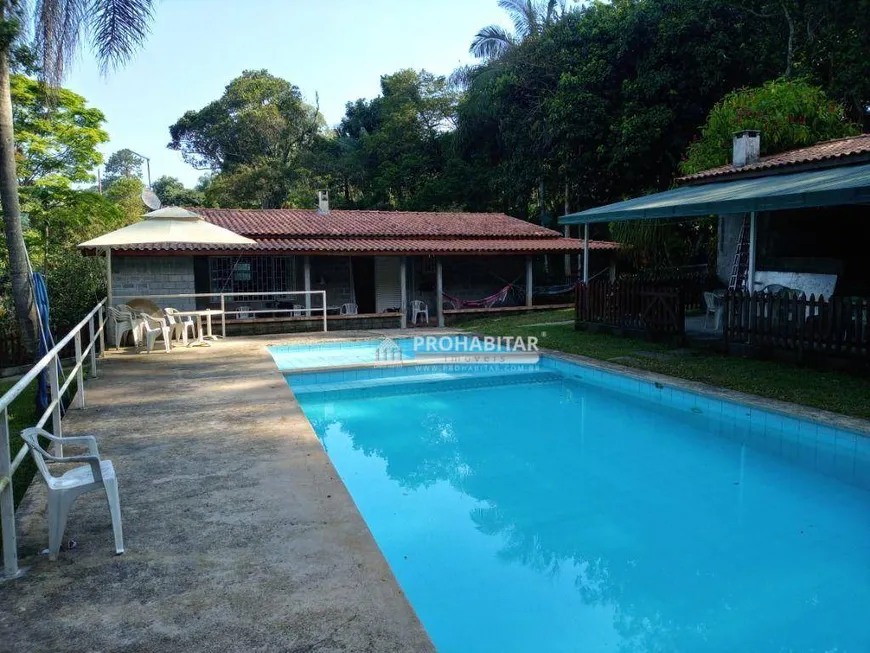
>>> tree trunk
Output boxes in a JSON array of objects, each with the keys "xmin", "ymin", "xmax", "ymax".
[
  {"xmin": 0, "ymin": 34, "xmax": 38, "ymax": 357},
  {"xmin": 781, "ymin": 1, "xmax": 796, "ymax": 80}
]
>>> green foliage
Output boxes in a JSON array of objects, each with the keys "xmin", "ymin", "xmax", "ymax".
[
  {"xmin": 470, "ymin": 0, "xmax": 576, "ymax": 59},
  {"xmin": 330, "ymin": 69, "xmax": 460, "ymax": 210},
  {"xmin": 0, "ymin": 75, "xmax": 125, "ymax": 332},
  {"xmin": 168, "ymin": 69, "xmax": 324, "ymax": 208},
  {"xmin": 152, "ymin": 175, "xmax": 204, "ymax": 207},
  {"xmin": 681, "ymin": 80, "xmax": 860, "ymax": 175},
  {"xmin": 17, "ymin": 189, "xmax": 124, "ymax": 330},
  {"xmin": 103, "ymin": 148, "xmax": 143, "ymax": 185},
  {"xmin": 103, "ymin": 176, "xmax": 145, "ymax": 223},
  {"xmin": 11, "ymin": 74, "xmax": 108, "ymax": 187}
]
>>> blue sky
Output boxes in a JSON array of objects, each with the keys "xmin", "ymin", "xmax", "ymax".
[{"xmin": 65, "ymin": 0, "xmax": 513, "ymax": 188}]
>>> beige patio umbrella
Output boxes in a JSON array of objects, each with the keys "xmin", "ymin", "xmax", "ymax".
[{"xmin": 78, "ymin": 206, "xmax": 256, "ymax": 306}]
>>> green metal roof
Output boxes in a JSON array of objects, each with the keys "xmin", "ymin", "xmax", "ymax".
[{"xmin": 560, "ymin": 163, "xmax": 870, "ymax": 225}]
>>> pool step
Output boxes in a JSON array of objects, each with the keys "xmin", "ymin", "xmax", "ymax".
[{"xmin": 290, "ymin": 367, "xmax": 561, "ymax": 398}]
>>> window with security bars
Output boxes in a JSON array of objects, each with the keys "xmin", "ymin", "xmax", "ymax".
[{"xmin": 209, "ymin": 256, "xmax": 296, "ymax": 300}]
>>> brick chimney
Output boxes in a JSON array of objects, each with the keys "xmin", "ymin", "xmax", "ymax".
[{"xmin": 733, "ymin": 130, "xmax": 761, "ymax": 167}]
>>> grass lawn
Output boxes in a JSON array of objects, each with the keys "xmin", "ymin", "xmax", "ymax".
[
  {"xmin": 1, "ymin": 378, "xmax": 40, "ymax": 509},
  {"xmin": 455, "ymin": 309, "xmax": 870, "ymax": 421}
]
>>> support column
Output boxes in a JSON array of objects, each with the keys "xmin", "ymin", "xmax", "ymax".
[
  {"xmin": 583, "ymin": 224, "xmax": 590, "ymax": 283},
  {"xmin": 747, "ymin": 211, "xmax": 757, "ymax": 293},
  {"xmin": 105, "ymin": 248, "xmax": 113, "ymax": 307},
  {"xmin": 525, "ymin": 256, "xmax": 533, "ymax": 307},
  {"xmin": 563, "ymin": 226, "xmax": 571, "ymax": 277},
  {"xmin": 304, "ymin": 256, "xmax": 311, "ymax": 316},
  {"xmin": 436, "ymin": 257, "xmax": 444, "ymax": 328},
  {"xmin": 400, "ymin": 257, "xmax": 407, "ymax": 329}
]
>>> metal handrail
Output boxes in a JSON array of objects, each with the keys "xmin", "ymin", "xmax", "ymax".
[
  {"xmin": 0, "ymin": 298, "xmax": 107, "ymax": 580},
  {"xmin": 111, "ymin": 290, "xmax": 330, "ymax": 337}
]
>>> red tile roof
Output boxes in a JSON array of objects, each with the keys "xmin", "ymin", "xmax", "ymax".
[
  {"xmin": 113, "ymin": 237, "xmax": 619, "ymax": 255},
  {"xmin": 678, "ymin": 134, "xmax": 870, "ymax": 183},
  {"xmin": 198, "ymin": 208, "xmax": 561, "ymax": 239},
  {"xmin": 107, "ymin": 209, "xmax": 618, "ymax": 256}
]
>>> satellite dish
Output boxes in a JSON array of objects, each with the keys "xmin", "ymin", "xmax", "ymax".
[{"xmin": 142, "ymin": 189, "xmax": 162, "ymax": 211}]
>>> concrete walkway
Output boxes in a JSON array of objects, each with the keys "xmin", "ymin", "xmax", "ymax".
[{"xmin": 0, "ymin": 334, "xmax": 433, "ymax": 652}]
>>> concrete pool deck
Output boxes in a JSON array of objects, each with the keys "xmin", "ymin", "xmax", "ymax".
[{"xmin": 0, "ymin": 332, "xmax": 443, "ymax": 652}]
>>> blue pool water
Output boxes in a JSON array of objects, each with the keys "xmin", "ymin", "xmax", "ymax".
[
  {"xmin": 269, "ymin": 336, "xmax": 519, "ymax": 371},
  {"xmin": 279, "ymin": 346, "xmax": 870, "ymax": 652}
]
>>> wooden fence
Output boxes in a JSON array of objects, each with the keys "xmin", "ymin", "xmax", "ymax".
[
  {"xmin": 618, "ymin": 266, "xmax": 712, "ymax": 312},
  {"xmin": 575, "ymin": 281, "xmax": 685, "ymax": 336},
  {"xmin": 724, "ymin": 291, "xmax": 869, "ymax": 361}
]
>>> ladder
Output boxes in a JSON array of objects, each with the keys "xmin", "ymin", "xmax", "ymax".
[{"xmin": 728, "ymin": 215, "xmax": 751, "ymax": 291}]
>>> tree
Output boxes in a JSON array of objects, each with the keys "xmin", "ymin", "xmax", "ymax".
[
  {"xmin": 103, "ymin": 148, "xmax": 143, "ymax": 185},
  {"xmin": 104, "ymin": 176, "xmax": 144, "ymax": 224},
  {"xmin": 0, "ymin": 0, "xmax": 154, "ymax": 355},
  {"xmin": 11, "ymin": 74, "xmax": 108, "ymax": 187},
  {"xmin": 470, "ymin": 0, "xmax": 576, "ymax": 59},
  {"xmin": 168, "ymin": 70, "xmax": 324, "ymax": 208},
  {"xmin": 151, "ymin": 175, "xmax": 204, "ymax": 207},
  {"xmin": 328, "ymin": 69, "xmax": 460, "ymax": 210},
  {"xmin": 680, "ymin": 79, "xmax": 860, "ymax": 175},
  {"xmin": 6, "ymin": 73, "xmax": 112, "ymax": 305}
]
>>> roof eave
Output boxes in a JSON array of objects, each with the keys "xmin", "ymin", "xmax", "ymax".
[{"xmin": 677, "ymin": 152, "xmax": 870, "ymax": 186}]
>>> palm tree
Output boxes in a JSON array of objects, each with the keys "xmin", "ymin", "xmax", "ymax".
[
  {"xmin": 0, "ymin": 0, "xmax": 155, "ymax": 356},
  {"xmin": 470, "ymin": 0, "xmax": 571, "ymax": 60}
]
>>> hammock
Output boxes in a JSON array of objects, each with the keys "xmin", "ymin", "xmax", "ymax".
[
  {"xmin": 531, "ymin": 283, "xmax": 575, "ymax": 297},
  {"xmin": 442, "ymin": 283, "xmax": 516, "ymax": 309}
]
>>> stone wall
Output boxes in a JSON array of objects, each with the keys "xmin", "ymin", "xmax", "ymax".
[{"xmin": 112, "ymin": 256, "xmax": 196, "ymax": 310}]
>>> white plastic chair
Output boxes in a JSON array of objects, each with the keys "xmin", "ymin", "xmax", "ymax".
[
  {"xmin": 20, "ymin": 427, "xmax": 123, "ymax": 561},
  {"xmin": 164, "ymin": 308, "xmax": 196, "ymax": 346},
  {"xmin": 703, "ymin": 292, "xmax": 723, "ymax": 330},
  {"xmin": 340, "ymin": 303, "xmax": 358, "ymax": 315},
  {"xmin": 138, "ymin": 313, "xmax": 171, "ymax": 353},
  {"xmin": 107, "ymin": 306, "xmax": 140, "ymax": 349},
  {"xmin": 411, "ymin": 300, "xmax": 429, "ymax": 325}
]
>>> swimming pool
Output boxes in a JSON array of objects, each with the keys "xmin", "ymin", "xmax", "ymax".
[{"xmin": 275, "ymin": 341, "xmax": 870, "ymax": 652}]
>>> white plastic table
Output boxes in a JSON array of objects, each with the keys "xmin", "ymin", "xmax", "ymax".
[{"xmin": 175, "ymin": 309, "xmax": 223, "ymax": 347}]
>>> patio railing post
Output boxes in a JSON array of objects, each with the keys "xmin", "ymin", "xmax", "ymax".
[
  {"xmin": 88, "ymin": 314, "xmax": 97, "ymax": 378},
  {"xmin": 0, "ymin": 407, "xmax": 19, "ymax": 580},
  {"xmin": 321, "ymin": 291, "xmax": 327, "ymax": 332},
  {"xmin": 48, "ymin": 354, "xmax": 63, "ymax": 455},
  {"xmin": 74, "ymin": 331, "xmax": 85, "ymax": 409},
  {"xmin": 220, "ymin": 294, "xmax": 226, "ymax": 338},
  {"xmin": 98, "ymin": 305, "xmax": 105, "ymax": 357}
]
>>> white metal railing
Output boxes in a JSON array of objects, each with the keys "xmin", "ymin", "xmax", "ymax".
[
  {"xmin": 111, "ymin": 291, "xmax": 329, "ymax": 336},
  {"xmin": 1, "ymin": 298, "xmax": 107, "ymax": 580}
]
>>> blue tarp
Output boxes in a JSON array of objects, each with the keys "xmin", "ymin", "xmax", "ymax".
[{"xmin": 33, "ymin": 272, "xmax": 54, "ymax": 413}]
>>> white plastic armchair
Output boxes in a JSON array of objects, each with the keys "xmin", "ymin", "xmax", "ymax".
[
  {"xmin": 164, "ymin": 308, "xmax": 196, "ymax": 346},
  {"xmin": 107, "ymin": 306, "xmax": 140, "ymax": 349},
  {"xmin": 139, "ymin": 313, "xmax": 171, "ymax": 353},
  {"xmin": 411, "ymin": 300, "xmax": 429, "ymax": 325},
  {"xmin": 20, "ymin": 427, "xmax": 123, "ymax": 560},
  {"xmin": 340, "ymin": 303, "xmax": 359, "ymax": 315},
  {"xmin": 703, "ymin": 292, "xmax": 724, "ymax": 331}
]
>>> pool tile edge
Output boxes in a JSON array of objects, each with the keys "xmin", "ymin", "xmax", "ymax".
[{"xmin": 541, "ymin": 348, "xmax": 870, "ymax": 438}]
